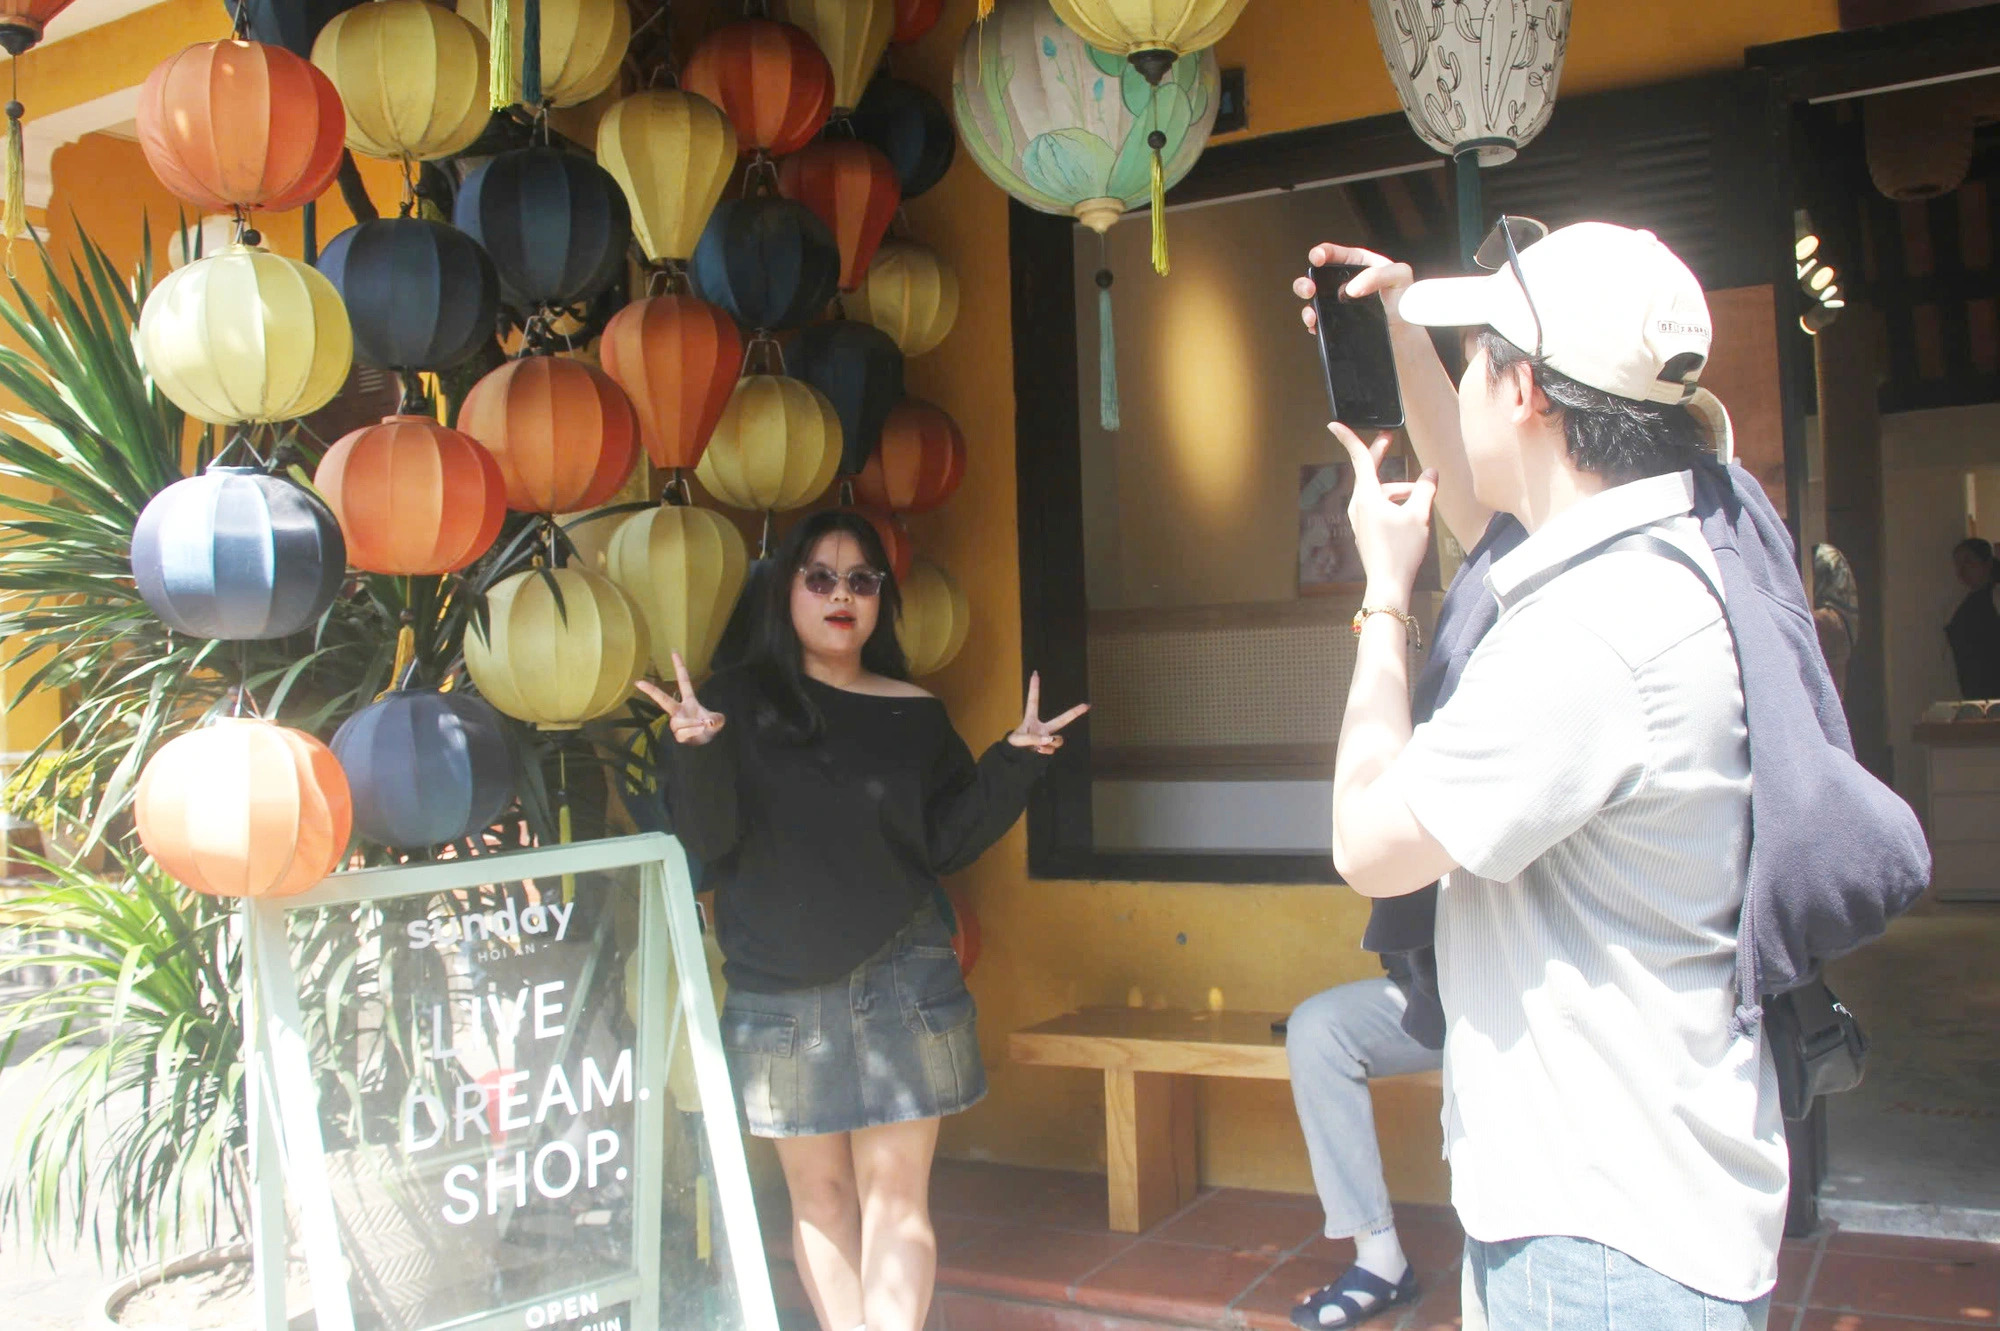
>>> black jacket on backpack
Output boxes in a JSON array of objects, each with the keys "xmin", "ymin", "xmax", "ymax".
[{"xmin": 1366, "ymin": 456, "xmax": 1931, "ymax": 1045}]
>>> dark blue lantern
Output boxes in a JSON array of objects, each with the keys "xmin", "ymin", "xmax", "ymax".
[
  {"xmin": 789, "ymin": 320, "xmax": 905, "ymax": 475},
  {"xmin": 130, "ymin": 468, "xmax": 346, "ymax": 641},
  {"xmin": 227, "ymin": 0, "xmax": 366, "ymax": 57},
  {"xmin": 331, "ymin": 690, "xmax": 514, "ymax": 848},
  {"xmin": 690, "ymin": 196, "xmax": 841, "ymax": 334},
  {"xmin": 848, "ymin": 77, "xmax": 956, "ymax": 201},
  {"xmin": 316, "ymin": 218, "xmax": 501, "ymax": 372},
  {"xmin": 454, "ymin": 146, "xmax": 632, "ymax": 315}
]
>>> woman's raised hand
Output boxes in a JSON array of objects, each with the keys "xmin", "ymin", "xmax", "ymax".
[
  {"xmin": 635, "ymin": 652, "xmax": 726, "ymax": 746},
  {"xmin": 1007, "ymin": 671, "xmax": 1089, "ymax": 756}
]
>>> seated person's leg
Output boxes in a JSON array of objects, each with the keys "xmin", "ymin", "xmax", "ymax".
[{"xmin": 1284, "ymin": 976, "xmax": 1443, "ymax": 1329}]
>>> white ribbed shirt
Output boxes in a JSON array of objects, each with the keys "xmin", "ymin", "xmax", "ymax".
[{"xmin": 1387, "ymin": 472, "xmax": 1788, "ymax": 1302}]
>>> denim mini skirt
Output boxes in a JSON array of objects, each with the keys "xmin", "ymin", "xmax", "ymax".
[{"xmin": 718, "ymin": 905, "xmax": 988, "ymax": 1137}]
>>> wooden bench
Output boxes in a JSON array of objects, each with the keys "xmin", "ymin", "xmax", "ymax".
[{"xmin": 1010, "ymin": 1006, "xmax": 1443, "ymax": 1233}]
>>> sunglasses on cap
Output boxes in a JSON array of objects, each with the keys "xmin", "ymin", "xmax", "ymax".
[
  {"xmin": 798, "ymin": 564, "xmax": 885, "ymax": 598},
  {"xmin": 1473, "ymin": 214, "xmax": 1550, "ymax": 360}
]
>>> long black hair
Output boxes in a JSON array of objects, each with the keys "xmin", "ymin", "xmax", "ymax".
[{"xmin": 714, "ymin": 509, "xmax": 909, "ymax": 744}]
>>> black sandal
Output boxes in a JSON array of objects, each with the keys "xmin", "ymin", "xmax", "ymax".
[{"xmin": 1289, "ymin": 1264, "xmax": 1421, "ymax": 1330}]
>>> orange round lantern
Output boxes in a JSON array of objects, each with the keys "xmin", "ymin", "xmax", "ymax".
[
  {"xmin": 850, "ymin": 505, "xmax": 913, "ymax": 583},
  {"xmin": 682, "ymin": 20, "xmax": 834, "ymax": 158},
  {"xmin": 777, "ymin": 141, "xmax": 902, "ymax": 293},
  {"xmin": 854, "ymin": 398, "xmax": 965, "ymax": 513},
  {"xmin": 315, "ymin": 415, "xmax": 506, "ymax": 575},
  {"xmin": 136, "ymin": 718, "xmax": 352, "ymax": 898},
  {"xmin": 892, "ymin": 0, "xmax": 941, "ymax": 45},
  {"xmin": 599, "ymin": 296, "xmax": 745, "ymax": 472},
  {"xmin": 458, "ymin": 357, "xmax": 640, "ymax": 514},
  {"xmin": 138, "ymin": 40, "xmax": 347, "ymax": 213}
]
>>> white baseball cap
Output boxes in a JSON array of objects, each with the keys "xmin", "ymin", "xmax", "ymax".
[{"xmin": 1397, "ymin": 221, "xmax": 1734, "ymax": 462}]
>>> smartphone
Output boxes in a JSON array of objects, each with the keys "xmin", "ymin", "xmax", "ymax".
[{"xmin": 1309, "ymin": 263, "xmax": 1405, "ymax": 431}]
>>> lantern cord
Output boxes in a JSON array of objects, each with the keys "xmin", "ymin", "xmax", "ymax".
[
  {"xmin": 398, "ymin": 160, "xmax": 416, "ymax": 218},
  {"xmin": 397, "ymin": 370, "xmax": 428, "ymax": 416},
  {"xmin": 758, "ymin": 511, "xmax": 773, "ymax": 558},
  {"xmin": 489, "ymin": 0, "xmax": 513, "ymax": 111},
  {"xmin": 520, "ymin": 0, "xmax": 543, "ymax": 110},
  {"xmin": 1096, "ymin": 233, "xmax": 1120, "ymax": 433},
  {"xmin": 1148, "ymin": 123, "xmax": 1170, "ymax": 277}
]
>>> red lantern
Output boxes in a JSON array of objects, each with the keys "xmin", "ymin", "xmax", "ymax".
[
  {"xmin": 850, "ymin": 505, "xmax": 913, "ymax": 583},
  {"xmin": 458, "ymin": 357, "xmax": 641, "ymax": 514},
  {"xmin": 854, "ymin": 398, "xmax": 965, "ymax": 513},
  {"xmin": 682, "ymin": 20, "xmax": 834, "ymax": 158},
  {"xmin": 315, "ymin": 416, "xmax": 506, "ymax": 575},
  {"xmin": 137, "ymin": 40, "xmax": 346, "ymax": 213},
  {"xmin": 778, "ymin": 141, "xmax": 901, "ymax": 293},
  {"xmin": 948, "ymin": 887, "xmax": 980, "ymax": 975},
  {"xmin": 892, "ymin": 0, "xmax": 941, "ymax": 45},
  {"xmin": 0, "ymin": 0, "xmax": 76, "ymax": 55},
  {"xmin": 599, "ymin": 296, "xmax": 745, "ymax": 472}
]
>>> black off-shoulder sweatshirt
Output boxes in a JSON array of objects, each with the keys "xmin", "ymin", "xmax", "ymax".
[{"xmin": 662, "ymin": 670, "xmax": 1050, "ymax": 992}]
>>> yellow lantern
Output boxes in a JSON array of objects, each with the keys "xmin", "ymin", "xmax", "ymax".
[
  {"xmin": 463, "ymin": 566, "xmax": 647, "ymax": 729},
  {"xmin": 846, "ymin": 240, "xmax": 958, "ymax": 356},
  {"xmin": 458, "ymin": 0, "xmax": 629, "ymax": 109},
  {"xmin": 313, "ymin": 0, "xmax": 491, "ymax": 161},
  {"xmin": 1046, "ymin": 0, "xmax": 1249, "ymax": 81},
  {"xmin": 137, "ymin": 245, "xmax": 353, "ymax": 426},
  {"xmin": 606, "ymin": 503, "xmax": 749, "ymax": 678},
  {"xmin": 772, "ymin": 0, "xmax": 893, "ymax": 117},
  {"xmin": 695, "ymin": 375, "xmax": 842, "ymax": 513},
  {"xmin": 597, "ymin": 90, "xmax": 737, "ymax": 264},
  {"xmin": 898, "ymin": 558, "xmax": 970, "ymax": 677}
]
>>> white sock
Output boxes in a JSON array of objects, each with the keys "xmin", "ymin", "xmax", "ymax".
[{"xmin": 1352, "ymin": 1221, "xmax": 1408, "ymax": 1284}]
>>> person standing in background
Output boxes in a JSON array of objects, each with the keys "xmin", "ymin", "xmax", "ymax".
[
  {"xmin": 1812, "ymin": 544, "xmax": 1858, "ymax": 701},
  {"xmin": 1945, "ymin": 537, "xmax": 2000, "ymax": 700}
]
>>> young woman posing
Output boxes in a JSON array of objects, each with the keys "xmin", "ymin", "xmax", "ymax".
[{"xmin": 641, "ymin": 510, "xmax": 1086, "ymax": 1331}]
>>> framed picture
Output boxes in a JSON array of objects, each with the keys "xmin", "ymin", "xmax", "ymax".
[{"xmin": 1297, "ymin": 455, "xmax": 1440, "ymax": 594}]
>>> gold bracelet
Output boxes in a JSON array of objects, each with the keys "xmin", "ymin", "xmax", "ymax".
[{"xmin": 1351, "ymin": 605, "xmax": 1422, "ymax": 650}]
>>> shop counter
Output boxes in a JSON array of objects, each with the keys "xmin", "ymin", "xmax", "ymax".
[{"xmin": 1915, "ymin": 705, "xmax": 2000, "ymax": 902}]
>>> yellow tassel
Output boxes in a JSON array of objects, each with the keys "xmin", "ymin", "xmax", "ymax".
[
  {"xmin": 559, "ymin": 750, "xmax": 575, "ymax": 903},
  {"xmin": 489, "ymin": 0, "xmax": 513, "ymax": 110},
  {"xmin": 3, "ymin": 99, "xmax": 24, "ymax": 247},
  {"xmin": 1149, "ymin": 142, "xmax": 1169, "ymax": 276},
  {"xmin": 377, "ymin": 623, "xmax": 416, "ymax": 699},
  {"xmin": 976, "ymin": 0, "xmax": 993, "ymax": 16}
]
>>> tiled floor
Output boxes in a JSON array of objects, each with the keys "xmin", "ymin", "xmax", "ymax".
[{"xmin": 762, "ymin": 1159, "xmax": 2000, "ymax": 1331}]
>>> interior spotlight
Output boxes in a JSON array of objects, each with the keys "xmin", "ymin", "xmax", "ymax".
[
  {"xmin": 1809, "ymin": 266, "xmax": 1835, "ymax": 291},
  {"xmin": 1794, "ymin": 208, "xmax": 1821, "ymax": 263}
]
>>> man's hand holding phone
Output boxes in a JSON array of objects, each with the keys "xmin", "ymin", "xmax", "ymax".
[{"xmin": 1293, "ymin": 243, "xmax": 1415, "ymax": 334}]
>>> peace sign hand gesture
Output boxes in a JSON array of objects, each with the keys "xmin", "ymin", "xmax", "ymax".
[
  {"xmin": 1007, "ymin": 671, "xmax": 1089, "ymax": 756},
  {"xmin": 635, "ymin": 652, "xmax": 727, "ymax": 746}
]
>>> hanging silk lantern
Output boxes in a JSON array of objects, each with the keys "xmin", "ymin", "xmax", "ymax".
[
  {"xmin": 789, "ymin": 320, "xmax": 904, "ymax": 476},
  {"xmin": 846, "ymin": 239, "xmax": 957, "ymax": 356},
  {"xmin": 235, "ymin": 0, "xmax": 368, "ymax": 58},
  {"xmin": 464, "ymin": 567, "xmax": 647, "ymax": 729},
  {"xmin": 682, "ymin": 20, "xmax": 834, "ymax": 158},
  {"xmin": 596, "ymin": 90, "xmax": 737, "ymax": 264},
  {"xmin": 696, "ymin": 376, "xmax": 841, "ymax": 513},
  {"xmin": 137, "ymin": 245, "xmax": 354, "ymax": 425},
  {"xmin": 459, "ymin": 356, "xmax": 639, "ymax": 514},
  {"xmin": 851, "ymin": 505, "xmax": 912, "ymax": 583},
  {"xmin": 315, "ymin": 416, "xmax": 505, "ymax": 575},
  {"xmin": 0, "ymin": 0, "xmax": 76, "ymax": 54},
  {"xmin": 777, "ymin": 141, "xmax": 901, "ymax": 292},
  {"xmin": 331, "ymin": 690, "xmax": 514, "ymax": 848},
  {"xmin": 136, "ymin": 719, "xmax": 351, "ymax": 897},
  {"xmin": 854, "ymin": 398, "xmax": 965, "ymax": 513},
  {"xmin": 898, "ymin": 557, "xmax": 969, "ymax": 676},
  {"xmin": 456, "ymin": 146, "xmax": 632, "ymax": 315},
  {"xmin": 771, "ymin": 0, "xmax": 892, "ymax": 119},
  {"xmin": 312, "ymin": 0, "xmax": 492, "ymax": 161},
  {"xmin": 599, "ymin": 295, "xmax": 743, "ymax": 473},
  {"xmin": 606, "ymin": 503, "xmax": 750, "ymax": 678},
  {"xmin": 316, "ymin": 218, "xmax": 500, "ymax": 372},
  {"xmin": 131, "ymin": 468, "xmax": 346, "ymax": 640},
  {"xmin": 690, "ymin": 196, "xmax": 841, "ymax": 333},
  {"xmin": 456, "ymin": 0, "xmax": 628, "ymax": 109},
  {"xmin": 0, "ymin": 0, "xmax": 74, "ymax": 237},
  {"xmin": 137, "ymin": 40, "xmax": 347, "ymax": 213},
  {"xmin": 849, "ymin": 76, "xmax": 956, "ymax": 200},
  {"xmin": 952, "ymin": 0, "xmax": 1220, "ymax": 267},
  {"xmin": 891, "ymin": 0, "xmax": 940, "ymax": 46},
  {"xmin": 1048, "ymin": 0, "xmax": 1248, "ymax": 84}
]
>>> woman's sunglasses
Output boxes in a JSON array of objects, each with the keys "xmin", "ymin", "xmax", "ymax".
[{"xmin": 798, "ymin": 565, "xmax": 885, "ymax": 598}]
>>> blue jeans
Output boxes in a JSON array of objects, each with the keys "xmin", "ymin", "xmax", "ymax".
[{"xmin": 1462, "ymin": 1236, "xmax": 1770, "ymax": 1331}]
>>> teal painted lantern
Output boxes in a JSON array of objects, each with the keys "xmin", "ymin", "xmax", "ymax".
[{"xmin": 951, "ymin": 0, "xmax": 1218, "ymax": 430}]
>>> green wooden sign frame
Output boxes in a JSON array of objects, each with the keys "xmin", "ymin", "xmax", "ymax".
[{"xmin": 240, "ymin": 832, "xmax": 777, "ymax": 1331}]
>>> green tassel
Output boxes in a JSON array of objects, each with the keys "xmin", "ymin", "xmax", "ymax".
[
  {"xmin": 489, "ymin": 0, "xmax": 513, "ymax": 110},
  {"xmin": 521, "ymin": 0, "xmax": 542, "ymax": 107},
  {"xmin": 1097, "ymin": 272, "xmax": 1119, "ymax": 433}
]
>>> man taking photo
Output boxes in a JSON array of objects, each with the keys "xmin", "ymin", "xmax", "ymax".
[{"xmin": 1303, "ymin": 221, "xmax": 1787, "ymax": 1330}]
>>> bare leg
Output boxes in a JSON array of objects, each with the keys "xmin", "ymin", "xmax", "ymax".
[
  {"xmin": 848, "ymin": 1117, "xmax": 943, "ymax": 1331},
  {"xmin": 775, "ymin": 1132, "xmax": 865, "ymax": 1331}
]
